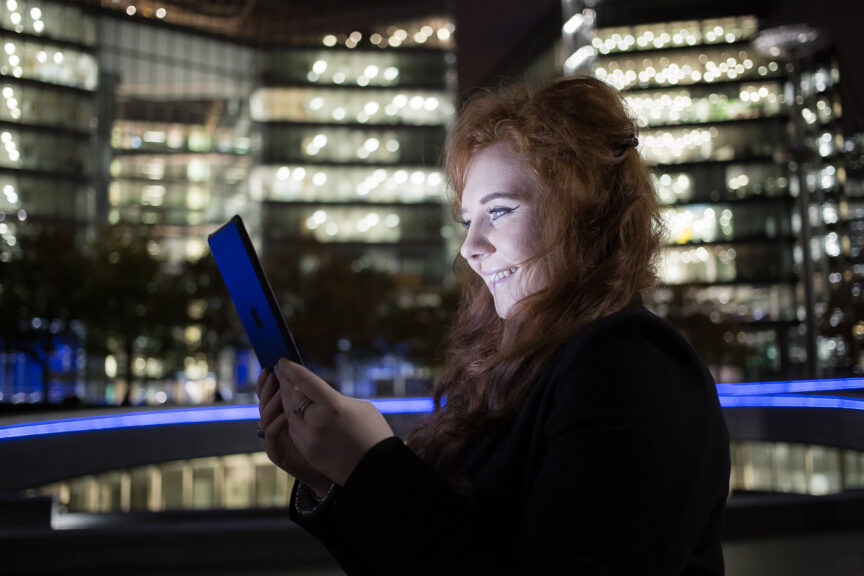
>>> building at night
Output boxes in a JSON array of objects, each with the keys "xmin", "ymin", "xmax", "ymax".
[
  {"xmin": 550, "ymin": 0, "xmax": 864, "ymax": 384},
  {"xmin": 0, "ymin": 0, "xmax": 457, "ymax": 404},
  {"xmin": 2, "ymin": 1, "xmax": 864, "ymax": 575}
]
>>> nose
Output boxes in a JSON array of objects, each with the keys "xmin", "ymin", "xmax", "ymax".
[{"xmin": 460, "ymin": 219, "xmax": 494, "ymax": 262}]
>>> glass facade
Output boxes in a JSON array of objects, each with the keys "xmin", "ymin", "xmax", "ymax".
[
  {"xmin": 35, "ymin": 452, "xmax": 294, "ymax": 513},
  {"xmin": 4, "ymin": 0, "xmax": 857, "ymax": 404},
  {"xmin": 251, "ymin": 34, "xmax": 457, "ymax": 318},
  {"xmin": 730, "ymin": 440, "xmax": 864, "ymax": 496},
  {"xmin": 31, "ymin": 440, "xmax": 864, "ymax": 513},
  {"xmin": 0, "ymin": 3, "xmax": 101, "ymax": 405},
  {"xmin": 253, "ymin": 165, "xmax": 445, "ymax": 204},
  {"xmin": 845, "ymin": 134, "xmax": 864, "ymax": 356},
  {"xmin": 0, "ymin": 35, "xmax": 97, "ymax": 89},
  {"xmin": 259, "ymin": 124, "xmax": 447, "ymax": 165},
  {"xmin": 0, "ymin": 0, "xmax": 97, "ymax": 45},
  {"xmin": 0, "ymin": 81, "xmax": 94, "ymax": 129},
  {"xmin": 0, "ymin": 126, "xmax": 91, "ymax": 174},
  {"xmin": 0, "ymin": 1, "xmax": 456, "ymax": 405},
  {"xmin": 791, "ymin": 53, "xmax": 858, "ymax": 375},
  {"xmin": 99, "ymin": 16, "xmax": 257, "ymax": 262},
  {"xmin": 559, "ymin": 6, "xmax": 858, "ymax": 381},
  {"xmin": 260, "ymin": 48, "xmax": 453, "ymax": 88},
  {"xmin": 251, "ymin": 87, "xmax": 454, "ymax": 125},
  {"xmin": 0, "ymin": 4, "xmax": 98, "ymax": 251}
]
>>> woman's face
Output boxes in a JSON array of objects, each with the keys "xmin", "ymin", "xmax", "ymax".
[{"xmin": 459, "ymin": 143, "xmax": 546, "ymax": 319}]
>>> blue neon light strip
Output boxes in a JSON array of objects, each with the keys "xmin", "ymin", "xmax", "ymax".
[
  {"xmin": 0, "ymin": 398, "xmax": 435, "ymax": 442},
  {"xmin": 716, "ymin": 377, "xmax": 864, "ymax": 396},
  {"xmin": 372, "ymin": 397, "xmax": 435, "ymax": 414},
  {"xmin": 0, "ymin": 406, "xmax": 258, "ymax": 441},
  {"xmin": 718, "ymin": 394, "xmax": 864, "ymax": 411},
  {"xmin": 2, "ymin": 376, "xmax": 864, "ymax": 442}
]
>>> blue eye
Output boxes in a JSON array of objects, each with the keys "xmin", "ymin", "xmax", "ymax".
[
  {"xmin": 488, "ymin": 205, "xmax": 519, "ymax": 220},
  {"xmin": 458, "ymin": 219, "xmax": 471, "ymax": 230}
]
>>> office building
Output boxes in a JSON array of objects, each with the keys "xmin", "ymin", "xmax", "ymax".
[
  {"xmin": 0, "ymin": 0, "xmax": 457, "ymax": 403},
  {"xmin": 2, "ymin": 3, "xmax": 864, "ymax": 575},
  {"xmin": 558, "ymin": 0, "xmax": 860, "ymax": 382}
]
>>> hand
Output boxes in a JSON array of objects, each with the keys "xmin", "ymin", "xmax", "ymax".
[
  {"xmin": 257, "ymin": 367, "xmax": 332, "ymax": 496},
  {"xmin": 275, "ymin": 358, "xmax": 395, "ymax": 486}
]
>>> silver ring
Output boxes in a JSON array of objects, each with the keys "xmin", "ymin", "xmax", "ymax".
[{"xmin": 292, "ymin": 397, "xmax": 313, "ymax": 418}]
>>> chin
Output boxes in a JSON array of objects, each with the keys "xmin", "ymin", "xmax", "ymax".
[{"xmin": 494, "ymin": 300, "xmax": 512, "ymax": 319}]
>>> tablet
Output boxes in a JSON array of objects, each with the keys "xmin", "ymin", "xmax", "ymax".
[{"xmin": 207, "ymin": 215, "xmax": 303, "ymax": 369}]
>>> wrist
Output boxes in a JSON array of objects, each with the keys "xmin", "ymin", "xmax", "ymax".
[
  {"xmin": 294, "ymin": 481, "xmax": 338, "ymax": 518},
  {"xmin": 308, "ymin": 481, "xmax": 332, "ymax": 500}
]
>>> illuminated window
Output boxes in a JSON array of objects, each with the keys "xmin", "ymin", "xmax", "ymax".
[
  {"xmin": 660, "ymin": 245, "xmax": 736, "ymax": 284},
  {"xmin": 595, "ymin": 45, "xmax": 779, "ymax": 91},
  {"xmin": 250, "ymin": 87, "xmax": 454, "ymax": 126},
  {"xmin": 592, "ymin": 16, "xmax": 758, "ymax": 55},
  {"xmin": 255, "ymin": 165, "xmax": 445, "ymax": 204},
  {"xmin": 0, "ymin": 38, "xmax": 97, "ymax": 90},
  {"xmin": 261, "ymin": 49, "xmax": 450, "ymax": 88},
  {"xmin": 261, "ymin": 125, "xmax": 444, "ymax": 165},
  {"xmin": 263, "ymin": 203, "xmax": 445, "ymax": 245},
  {"xmin": 662, "ymin": 205, "xmax": 731, "ymax": 244},
  {"xmin": 32, "ymin": 441, "xmax": 864, "ymax": 514},
  {"xmin": 640, "ymin": 122, "xmax": 783, "ymax": 165}
]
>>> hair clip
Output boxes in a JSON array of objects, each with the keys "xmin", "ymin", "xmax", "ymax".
[{"xmin": 615, "ymin": 135, "xmax": 639, "ymax": 156}]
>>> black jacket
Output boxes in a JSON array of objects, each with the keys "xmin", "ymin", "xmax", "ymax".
[{"xmin": 290, "ymin": 307, "xmax": 731, "ymax": 575}]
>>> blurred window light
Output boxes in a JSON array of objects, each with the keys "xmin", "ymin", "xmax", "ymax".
[{"xmin": 563, "ymin": 14, "xmax": 585, "ymax": 35}]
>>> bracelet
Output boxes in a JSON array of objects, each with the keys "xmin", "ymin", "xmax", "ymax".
[{"xmin": 293, "ymin": 481, "xmax": 338, "ymax": 518}]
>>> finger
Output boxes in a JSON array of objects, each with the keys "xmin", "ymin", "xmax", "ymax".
[
  {"xmin": 259, "ymin": 386, "xmax": 284, "ymax": 428},
  {"xmin": 276, "ymin": 359, "xmax": 339, "ymax": 406},
  {"xmin": 279, "ymin": 378, "xmax": 311, "ymax": 421},
  {"xmin": 262, "ymin": 413, "xmax": 291, "ymax": 460},
  {"xmin": 263, "ymin": 411, "xmax": 287, "ymax": 439},
  {"xmin": 256, "ymin": 367, "xmax": 273, "ymax": 399},
  {"xmin": 257, "ymin": 370, "xmax": 279, "ymax": 410}
]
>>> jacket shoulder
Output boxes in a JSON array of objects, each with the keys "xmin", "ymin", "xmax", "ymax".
[
  {"xmin": 550, "ymin": 306, "xmax": 707, "ymax": 377},
  {"xmin": 537, "ymin": 306, "xmax": 720, "ymax": 435}
]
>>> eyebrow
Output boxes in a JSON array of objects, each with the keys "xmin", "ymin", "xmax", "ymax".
[{"xmin": 479, "ymin": 191, "xmax": 521, "ymax": 204}]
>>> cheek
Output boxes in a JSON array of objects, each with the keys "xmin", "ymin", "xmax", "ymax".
[
  {"xmin": 514, "ymin": 231, "xmax": 549, "ymax": 291},
  {"xmin": 513, "ymin": 226, "xmax": 541, "ymax": 259}
]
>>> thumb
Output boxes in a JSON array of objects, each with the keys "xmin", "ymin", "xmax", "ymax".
[{"xmin": 275, "ymin": 358, "xmax": 339, "ymax": 406}]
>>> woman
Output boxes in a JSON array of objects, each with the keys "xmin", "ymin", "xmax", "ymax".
[{"xmin": 257, "ymin": 76, "xmax": 730, "ymax": 574}]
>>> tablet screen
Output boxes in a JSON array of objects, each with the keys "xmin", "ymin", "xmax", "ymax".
[{"xmin": 207, "ymin": 215, "xmax": 303, "ymax": 368}]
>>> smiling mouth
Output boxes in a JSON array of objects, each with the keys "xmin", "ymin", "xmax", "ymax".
[{"xmin": 490, "ymin": 266, "xmax": 519, "ymax": 285}]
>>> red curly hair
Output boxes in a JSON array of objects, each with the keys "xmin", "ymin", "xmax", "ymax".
[{"xmin": 408, "ymin": 76, "xmax": 665, "ymax": 478}]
